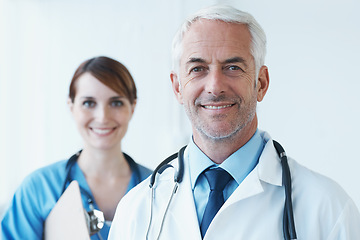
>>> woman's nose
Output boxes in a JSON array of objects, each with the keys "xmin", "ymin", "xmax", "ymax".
[{"xmin": 95, "ymin": 106, "xmax": 110, "ymax": 122}]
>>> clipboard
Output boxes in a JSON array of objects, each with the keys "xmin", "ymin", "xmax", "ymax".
[{"xmin": 44, "ymin": 180, "xmax": 90, "ymax": 240}]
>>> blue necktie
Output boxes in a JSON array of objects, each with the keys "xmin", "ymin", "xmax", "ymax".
[{"xmin": 200, "ymin": 168, "xmax": 233, "ymax": 238}]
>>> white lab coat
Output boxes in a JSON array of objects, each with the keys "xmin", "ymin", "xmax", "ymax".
[{"xmin": 109, "ymin": 131, "xmax": 360, "ymax": 239}]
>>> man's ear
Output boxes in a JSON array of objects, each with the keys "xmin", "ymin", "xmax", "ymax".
[
  {"xmin": 256, "ymin": 65, "xmax": 270, "ymax": 102},
  {"xmin": 170, "ymin": 71, "xmax": 183, "ymax": 104}
]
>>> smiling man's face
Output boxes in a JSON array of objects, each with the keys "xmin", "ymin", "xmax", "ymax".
[{"xmin": 171, "ymin": 19, "xmax": 263, "ymax": 144}]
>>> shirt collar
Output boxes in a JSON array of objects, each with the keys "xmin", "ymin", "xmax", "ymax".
[{"xmin": 188, "ymin": 129, "xmax": 265, "ymax": 189}]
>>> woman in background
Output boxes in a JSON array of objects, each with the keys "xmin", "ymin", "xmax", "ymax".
[{"xmin": 1, "ymin": 56, "xmax": 152, "ymax": 239}]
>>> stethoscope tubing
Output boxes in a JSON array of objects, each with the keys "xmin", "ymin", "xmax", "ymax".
[
  {"xmin": 149, "ymin": 140, "xmax": 297, "ymax": 240},
  {"xmin": 62, "ymin": 150, "xmax": 142, "ymax": 218}
]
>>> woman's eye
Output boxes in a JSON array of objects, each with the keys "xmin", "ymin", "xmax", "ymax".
[
  {"xmin": 111, "ymin": 100, "xmax": 123, "ymax": 107},
  {"xmin": 83, "ymin": 100, "xmax": 96, "ymax": 108}
]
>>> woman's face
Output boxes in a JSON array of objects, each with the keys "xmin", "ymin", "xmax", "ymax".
[{"xmin": 68, "ymin": 72, "xmax": 136, "ymax": 151}]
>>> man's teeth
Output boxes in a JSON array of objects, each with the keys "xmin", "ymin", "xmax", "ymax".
[
  {"xmin": 92, "ymin": 128, "xmax": 112, "ymax": 134},
  {"xmin": 204, "ymin": 104, "xmax": 232, "ymax": 109}
]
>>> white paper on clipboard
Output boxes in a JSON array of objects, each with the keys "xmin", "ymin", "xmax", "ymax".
[{"xmin": 44, "ymin": 180, "xmax": 90, "ymax": 240}]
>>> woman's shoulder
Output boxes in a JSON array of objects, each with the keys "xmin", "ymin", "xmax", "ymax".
[
  {"xmin": 27, "ymin": 159, "xmax": 68, "ymax": 181},
  {"xmin": 124, "ymin": 152, "xmax": 152, "ymax": 181},
  {"xmin": 17, "ymin": 160, "xmax": 68, "ymax": 193},
  {"xmin": 136, "ymin": 163, "xmax": 153, "ymax": 181}
]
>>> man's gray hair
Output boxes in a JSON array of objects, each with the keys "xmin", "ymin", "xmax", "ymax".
[{"xmin": 171, "ymin": 5, "xmax": 267, "ymax": 77}]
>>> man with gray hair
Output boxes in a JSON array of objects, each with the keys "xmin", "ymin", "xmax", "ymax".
[{"xmin": 109, "ymin": 5, "xmax": 360, "ymax": 239}]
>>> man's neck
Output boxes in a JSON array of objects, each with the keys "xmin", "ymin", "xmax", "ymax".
[{"xmin": 193, "ymin": 117, "xmax": 258, "ymax": 164}]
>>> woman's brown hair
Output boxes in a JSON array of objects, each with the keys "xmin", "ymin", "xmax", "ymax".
[{"xmin": 69, "ymin": 56, "xmax": 137, "ymax": 104}]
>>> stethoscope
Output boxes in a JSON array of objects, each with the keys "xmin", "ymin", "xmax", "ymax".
[
  {"xmin": 147, "ymin": 140, "xmax": 297, "ymax": 240},
  {"xmin": 62, "ymin": 150, "xmax": 142, "ymax": 239}
]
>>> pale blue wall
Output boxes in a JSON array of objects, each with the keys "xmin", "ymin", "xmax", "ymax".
[{"xmin": 1, "ymin": 0, "xmax": 359, "ymax": 214}]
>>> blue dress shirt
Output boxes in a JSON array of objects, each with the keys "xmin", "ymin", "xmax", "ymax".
[{"xmin": 188, "ymin": 129, "xmax": 266, "ymax": 224}]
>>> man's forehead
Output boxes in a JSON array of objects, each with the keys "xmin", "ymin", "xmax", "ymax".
[
  {"xmin": 181, "ymin": 20, "xmax": 251, "ymax": 51},
  {"xmin": 180, "ymin": 20, "xmax": 252, "ymax": 65}
]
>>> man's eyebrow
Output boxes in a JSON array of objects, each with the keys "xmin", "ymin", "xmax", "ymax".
[
  {"xmin": 223, "ymin": 57, "xmax": 247, "ymax": 67},
  {"xmin": 186, "ymin": 57, "xmax": 207, "ymax": 64},
  {"xmin": 185, "ymin": 56, "xmax": 248, "ymax": 67}
]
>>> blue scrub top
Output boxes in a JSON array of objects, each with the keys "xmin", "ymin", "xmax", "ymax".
[{"xmin": 1, "ymin": 152, "xmax": 152, "ymax": 240}]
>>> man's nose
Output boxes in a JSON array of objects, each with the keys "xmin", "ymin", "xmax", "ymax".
[{"xmin": 204, "ymin": 68, "xmax": 226, "ymax": 96}]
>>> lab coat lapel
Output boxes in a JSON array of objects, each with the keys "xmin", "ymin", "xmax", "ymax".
[
  {"xmin": 225, "ymin": 137, "xmax": 282, "ymax": 206},
  {"xmin": 204, "ymin": 137, "xmax": 283, "ymax": 239},
  {"xmin": 156, "ymin": 136, "xmax": 283, "ymax": 240},
  {"xmin": 164, "ymin": 155, "xmax": 202, "ymax": 240},
  {"xmin": 257, "ymin": 137, "xmax": 283, "ymax": 187}
]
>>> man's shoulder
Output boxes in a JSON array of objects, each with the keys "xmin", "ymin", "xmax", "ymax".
[
  {"xmin": 119, "ymin": 165, "xmax": 177, "ymax": 213},
  {"xmin": 289, "ymin": 158, "xmax": 352, "ymax": 206},
  {"xmin": 287, "ymin": 158, "xmax": 360, "ymax": 237},
  {"xmin": 110, "ymin": 176, "xmax": 152, "ymax": 237},
  {"xmin": 121, "ymin": 175, "xmax": 152, "ymax": 205}
]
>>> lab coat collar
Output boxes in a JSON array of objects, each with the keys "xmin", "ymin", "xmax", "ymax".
[
  {"xmin": 257, "ymin": 131, "xmax": 283, "ymax": 187},
  {"xmin": 150, "ymin": 135, "xmax": 283, "ymax": 239},
  {"xmin": 222, "ymin": 131, "xmax": 283, "ymax": 206},
  {"xmin": 188, "ymin": 130, "xmax": 264, "ymax": 190}
]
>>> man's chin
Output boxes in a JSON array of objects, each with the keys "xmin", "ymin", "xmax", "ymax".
[{"xmin": 198, "ymin": 127, "xmax": 240, "ymax": 142}]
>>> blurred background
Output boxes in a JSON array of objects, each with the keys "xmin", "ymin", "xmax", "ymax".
[{"xmin": 1, "ymin": 0, "xmax": 359, "ymax": 216}]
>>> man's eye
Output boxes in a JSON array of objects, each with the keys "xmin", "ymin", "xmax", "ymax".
[
  {"xmin": 83, "ymin": 100, "xmax": 96, "ymax": 108},
  {"xmin": 190, "ymin": 66, "xmax": 205, "ymax": 73},
  {"xmin": 227, "ymin": 65, "xmax": 243, "ymax": 71},
  {"xmin": 111, "ymin": 100, "xmax": 123, "ymax": 107}
]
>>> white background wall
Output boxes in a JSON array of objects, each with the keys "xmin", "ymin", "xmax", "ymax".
[{"xmin": 1, "ymin": 0, "xmax": 359, "ymax": 216}]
